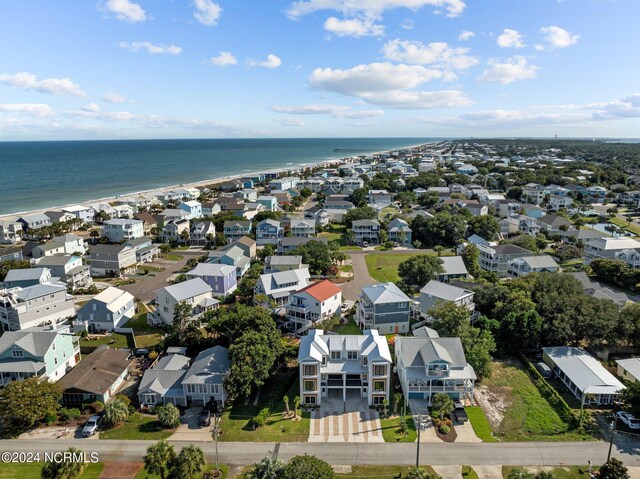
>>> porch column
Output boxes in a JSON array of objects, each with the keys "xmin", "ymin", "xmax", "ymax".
[{"xmin": 343, "ymin": 373, "xmax": 346, "ymax": 402}]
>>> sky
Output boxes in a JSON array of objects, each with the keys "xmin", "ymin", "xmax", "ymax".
[{"xmin": 1, "ymin": 0, "xmax": 639, "ymax": 140}]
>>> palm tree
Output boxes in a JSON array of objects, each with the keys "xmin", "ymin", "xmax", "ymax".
[
  {"xmin": 144, "ymin": 440, "xmax": 176, "ymax": 479},
  {"xmin": 245, "ymin": 456, "xmax": 285, "ymax": 479},
  {"xmin": 180, "ymin": 229, "xmax": 190, "ymax": 244},
  {"xmin": 174, "ymin": 445, "xmax": 206, "ymax": 479},
  {"xmin": 103, "ymin": 398, "xmax": 129, "ymax": 428},
  {"xmin": 434, "ymin": 245, "xmax": 445, "ymax": 257},
  {"xmin": 157, "ymin": 403, "xmax": 181, "ymax": 429},
  {"xmin": 283, "ymin": 395, "xmax": 290, "ymax": 417},
  {"xmin": 293, "ymin": 395, "xmax": 301, "ymax": 419},
  {"xmin": 89, "ymin": 229, "xmax": 100, "ymax": 244},
  {"xmin": 41, "ymin": 447, "xmax": 87, "ymax": 479}
]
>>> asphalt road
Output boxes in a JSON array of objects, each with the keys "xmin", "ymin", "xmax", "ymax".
[{"xmin": 1, "ymin": 439, "xmax": 638, "ymax": 467}]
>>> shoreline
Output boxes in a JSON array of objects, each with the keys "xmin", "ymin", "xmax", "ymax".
[{"xmin": 0, "ymin": 141, "xmax": 430, "ymax": 222}]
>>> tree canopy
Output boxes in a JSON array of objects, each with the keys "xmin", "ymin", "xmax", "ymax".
[
  {"xmin": 398, "ymin": 255, "xmax": 444, "ymax": 288},
  {"xmin": 0, "ymin": 377, "xmax": 61, "ymax": 433}
]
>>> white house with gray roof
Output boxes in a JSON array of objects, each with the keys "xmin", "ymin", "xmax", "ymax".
[
  {"xmin": 298, "ymin": 329, "xmax": 392, "ymax": 406},
  {"xmin": 419, "ymin": 280, "xmax": 475, "ymax": 317},
  {"xmin": 254, "ymin": 268, "xmax": 311, "ymax": 307},
  {"xmin": 17, "ymin": 213, "xmax": 52, "ymax": 232},
  {"xmin": 102, "ymin": 219, "xmax": 144, "ymax": 243},
  {"xmin": 149, "ymin": 278, "xmax": 219, "ymax": 326},
  {"xmin": 356, "ymin": 282, "xmax": 411, "ymax": 335},
  {"xmin": 182, "ymin": 346, "xmax": 230, "ymax": 406},
  {"xmin": 0, "ymin": 282, "xmax": 76, "ymax": 331},
  {"xmin": 508, "ymin": 255, "xmax": 559, "ymax": 277},
  {"xmin": 395, "ymin": 336, "xmax": 476, "ymax": 404},
  {"xmin": 35, "ymin": 255, "xmax": 93, "ymax": 291},
  {"xmin": 438, "ymin": 256, "xmax": 469, "ymax": 283},
  {"xmin": 0, "ymin": 324, "xmax": 80, "ymax": 386},
  {"xmin": 137, "ymin": 352, "xmax": 190, "ymax": 407},
  {"xmin": 542, "ymin": 346, "xmax": 625, "ymax": 405},
  {"xmin": 616, "ymin": 358, "xmax": 640, "ymax": 384},
  {"xmin": 351, "ymin": 219, "xmax": 381, "ymax": 245},
  {"xmin": 76, "ymin": 286, "xmax": 135, "ymax": 332}
]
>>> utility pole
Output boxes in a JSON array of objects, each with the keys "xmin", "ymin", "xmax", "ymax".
[
  {"xmin": 416, "ymin": 414, "xmax": 421, "ymax": 469},
  {"xmin": 211, "ymin": 414, "xmax": 221, "ymax": 476},
  {"xmin": 607, "ymin": 413, "xmax": 618, "ymax": 462}
]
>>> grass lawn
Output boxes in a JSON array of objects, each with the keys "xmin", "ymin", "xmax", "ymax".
[
  {"xmin": 482, "ymin": 361, "xmax": 588, "ymax": 442},
  {"xmin": 610, "ymin": 217, "xmax": 640, "ymax": 235},
  {"xmin": 219, "ymin": 378, "xmax": 310, "ymax": 442},
  {"xmin": 135, "ymin": 464, "xmax": 229, "ymax": 479},
  {"xmin": 340, "ymin": 264, "xmax": 353, "ymax": 272},
  {"xmin": 465, "ymin": 406, "xmax": 497, "ymax": 442},
  {"xmin": 337, "ymin": 465, "xmax": 436, "ymax": 478},
  {"xmin": 165, "ymin": 253, "xmax": 183, "ymax": 261},
  {"xmin": 463, "ymin": 466, "xmax": 480, "ymax": 479},
  {"xmin": 333, "ymin": 318, "xmax": 362, "ymax": 335},
  {"xmin": 318, "ymin": 225, "xmax": 347, "ymax": 246},
  {"xmin": 124, "ymin": 313, "xmax": 164, "ymax": 349},
  {"xmin": 365, "ymin": 253, "xmax": 421, "ymax": 282},
  {"xmin": 502, "ymin": 466, "xmax": 593, "ymax": 479},
  {"xmin": 99, "ymin": 414, "xmax": 173, "ymax": 440},
  {"xmin": 80, "ymin": 332, "xmax": 133, "ymax": 350},
  {"xmin": 380, "ymin": 412, "xmax": 417, "ymax": 442},
  {"xmin": 0, "ymin": 463, "xmax": 103, "ymax": 479}
]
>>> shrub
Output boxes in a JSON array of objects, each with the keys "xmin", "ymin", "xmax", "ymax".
[
  {"xmin": 44, "ymin": 412, "xmax": 57, "ymax": 425},
  {"xmin": 59, "ymin": 408, "xmax": 81, "ymax": 423},
  {"xmin": 253, "ymin": 407, "xmax": 271, "ymax": 428},
  {"xmin": 157, "ymin": 403, "xmax": 181, "ymax": 429},
  {"xmin": 439, "ymin": 424, "xmax": 450, "ymax": 435}
]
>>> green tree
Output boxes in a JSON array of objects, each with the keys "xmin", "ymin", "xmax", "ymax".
[
  {"xmin": 618, "ymin": 303, "xmax": 640, "ymax": 348},
  {"xmin": 411, "ymin": 211, "xmax": 467, "ymax": 247},
  {"xmin": 462, "ymin": 327, "xmax": 496, "ymax": 380},
  {"xmin": 283, "ymin": 395, "xmax": 290, "ymax": 416},
  {"xmin": 393, "ymin": 392, "xmax": 402, "ymax": 416},
  {"xmin": 144, "ymin": 440, "xmax": 176, "ymax": 479},
  {"xmin": 157, "ymin": 403, "xmax": 181, "ymax": 429},
  {"xmin": 168, "ymin": 301, "xmax": 199, "ymax": 347},
  {"xmin": 461, "ymin": 244, "xmax": 481, "ymax": 278},
  {"xmin": 343, "ymin": 206, "xmax": 377, "ymax": 228},
  {"xmin": 173, "ymin": 445, "xmax": 206, "ymax": 479},
  {"xmin": 430, "ymin": 302, "xmax": 471, "ymax": 338},
  {"xmin": 0, "ymin": 377, "xmax": 61, "ymax": 433},
  {"xmin": 292, "ymin": 240, "xmax": 333, "ymax": 275},
  {"xmin": 621, "ymin": 382, "xmax": 640, "ymax": 417},
  {"xmin": 507, "ymin": 467, "xmax": 533, "ymax": 479},
  {"xmin": 599, "ymin": 458, "xmax": 630, "ymax": 479},
  {"xmin": 246, "ymin": 456, "xmax": 285, "ymax": 479},
  {"xmin": 103, "ymin": 398, "xmax": 129, "ymax": 428},
  {"xmin": 498, "ymin": 309, "xmax": 543, "ymax": 353},
  {"xmin": 431, "ymin": 393, "xmax": 454, "ymax": 420},
  {"xmin": 348, "ymin": 188, "xmax": 369, "ymax": 208},
  {"xmin": 293, "ymin": 395, "xmax": 301, "ymax": 419},
  {"xmin": 281, "ymin": 454, "xmax": 335, "ymax": 479},
  {"xmin": 467, "ymin": 215, "xmax": 501, "ymax": 241},
  {"xmin": 398, "ymin": 255, "xmax": 445, "ymax": 288},
  {"xmin": 41, "ymin": 447, "xmax": 86, "ymax": 479}
]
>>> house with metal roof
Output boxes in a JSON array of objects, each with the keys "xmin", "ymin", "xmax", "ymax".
[
  {"xmin": 35, "ymin": 255, "xmax": 92, "ymax": 291},
  {"xmin": 149, "ymin": 278, "xmax": 219, "ymax": 326},
  {"xmin": 264, "ymin": 255, "xmax": 305, "ymax": 274},
  {"xmin": 208, "ymin": 245, "xmax": 250, "ymax": 278},
  {"xmin": 223, "ymin": 220, "xmax": 252, "ymax": 243},
  {"xmin": 396, "ymin": 336, "xmax": 476, "ymax": 404},
  {"xmin": 254, "ymin": 268, "xmax": 311, "ymax": 307},
  {"xmin": 76, "ymin": 286, "xmax": 135, "ymax": 332},
  {"xmin": 3, "ymin": 268, "xmax": 53, "ymax": 289},
  {"xmin": 584, "ymin": 237, "xmax": 640, "ymax": 265},
  {"xmin": 277, "ymin": 236, "xmax": 328, "ymax": 254},
  {"xmin": 386, "ymin": 218, "xmax": 412, "ymax": 245},
  {"xmin": 182, "ymin": 346, "xmax": 230, "ymax": 406},
  {"xmin": 351, "ymin": 219, "xmax": 381, "ymax": 245},
  {"xmin": 102, "ymin": 219, "xmax": 145, "ymax": 243},
  {"xmin": 284, "ymin": 280, "xmax": 342, "ymax": 334},
  {"xmin": 356, "ymin": 282, "xmax": 411, "ymax": 335},
  {"xmin": 616, "ymin": 358, "xmax": 640, "ymax": 384},
  {"xmin": 419, "ymin": 280, "xmax": 475, "ymax": 317},
  {"xmin": 255, "ymin": 219, "xmax": 283, "ymax": 246},
  {"xmin": 0, "ymin": 282, "xmax": 76, "ymax": 331},
  {"xmin": 298, "ymin": 329, "xmax": 392, "ymax": 406},
  {"xmin": 477, "ymin": 243, "xmax": 531, "ymax": 277},
  {"xmin": 438, "ymin": 256, "xmax": 469, "ymax": 283},
  {"xmin": 88, "ymin": 243, "xmax": 138, "ymax": 277},
  {"xmin": 0, "ymin": 324, "xmax": 80, "ymax": 386},
  {"xmin": 186, "ymin": 263, "xmax": 237, "ymax": 298},
  {"xmin": 542, "ymin": 346, "xmax": 625, "ymax": 405},
  {"xmin": 137, "ymin": 352, "xmax": 190, "ymax": 407},
  {"xmin": 508, "ymin": 255, "xmax": 560, "ymax": 277}
]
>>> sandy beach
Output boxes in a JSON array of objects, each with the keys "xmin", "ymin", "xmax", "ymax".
[{"xmin": 0, "ymin": 143, "xmax": 427, "ymax": 222}]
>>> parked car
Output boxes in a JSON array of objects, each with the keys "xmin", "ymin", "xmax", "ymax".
[
  {"xmin": 616, "ymin": 411, "xmax": 640, "ymax": 429},
  {"xmin": 452, "ymin": 401, "xmax": 468, "ymax": 423},
  {"xmin": 82, "ymin": 415, "xmax": 101, "ymax": 437},
  {"xmin": 198, "ymin": 407, "xmax": 212, "ymax": 427}
]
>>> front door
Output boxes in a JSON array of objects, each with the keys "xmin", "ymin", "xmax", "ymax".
[{"xmin": 394, "ymin": 325, "xmax": 399, "ymax": 333}]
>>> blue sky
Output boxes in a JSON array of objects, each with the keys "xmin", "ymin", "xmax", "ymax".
[{"xmin": 1, "ymin": 0, "xmax": 639, "ymax": 140}]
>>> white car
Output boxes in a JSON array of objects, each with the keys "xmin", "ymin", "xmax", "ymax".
[
  {"xmin": 82, "ymin": 415, "xmax": 101, "ymax": 437},
  {"xmin": 616, "ymin": 411, "xmax": 640, "ymax": 430}
]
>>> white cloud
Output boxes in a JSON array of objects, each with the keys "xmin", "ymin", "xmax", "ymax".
[
  {"xmin": 248, "ymin": 54, "xmax": 282, "ymax": 69},
  {"xmin": 458, "ymin": 30, "xmax": 475, "ymax": 41},
  {"xmin": 276, "ymin": 117, "xmax": 306, "ymax": 127},
  {"xmin": 209, "ymin": 51, "xmax": 238, "ymax": 66},
  {"xmin": 0, "ymin": 72, "xmax": 86, "ymax": 97},
  {"xmin": 103, "ymin": 92, "xmax": 129, "ymax": 103},
  {"xmin": 401, "ymin": 19, "xmax": 414, "ymax": 30},
  {"xmin": 286, "ymin": 0, "xmax": 467, "ymax": 19},
  {"xmin": 193, "ymin": 0, "xmax": 222, "ymax": 26},
  {"xmin": 271, "ymin": 103, "xmax": 384, "ymax": 118},
  {"xmin": 308, "ymin": 62, "xmax": 471, "ymax": 109},
  {"xmin": 540, "ymin": 26, "xmax": 579, "ymax": 48},
  {"xmin": 324, "ymin": 16, "xmax": 385, "ymax": 37},
  {"xmin": 101, "ymin": 0, "xmax": 146, "ymax": 23},
  {"xmin": 119, "ymin": 41, "xmax": 182, "ymax": 55},
  {"xmin": 0, "ymin": 103, "xmax": 54, "ymax": 117},
  {"xmin": 497, "ymin": 28, "xmax": 525, "ymax": 48},
  {"xmin": 534, "ymin": 44, "xmax": 545, "ymax": 52},
  {"xmin": 82, "ymin": 103, "xmax": 101, "ymax": 113},
  {"xmin": 477, "ymin": 56, "xmax": 538, "ymax": 84},
  {"xmin": 382, "ymin": 39, "xmax": 478, "ymax": 70}
]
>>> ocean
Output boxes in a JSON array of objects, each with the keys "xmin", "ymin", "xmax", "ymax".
[{"xmin": 0, "ymin": 137, "xmax": 441, "ymax": 216}]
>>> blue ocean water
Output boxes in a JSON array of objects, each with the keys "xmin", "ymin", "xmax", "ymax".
[{"xmin": 0, "ymin": 137, "xmax": 441, "ymax": 216}]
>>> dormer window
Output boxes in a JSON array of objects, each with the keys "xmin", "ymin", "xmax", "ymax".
[
  {"xmin": 347, "ymin": 351, "xmax": 358, "ymax": 360},
  {"xmin": 12, "ymin": 349, "xmax": 23, "ymax": 358}
]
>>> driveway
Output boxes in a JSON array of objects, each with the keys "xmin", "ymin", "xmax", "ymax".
[
  {"xmin": 121, "ymin": 250, "xmax": 204, "ymax": 302},
  {"xmin": 454, "ymin": 419, "xmax": 482, "ymax": 443},
  {"xmin": 170, "ymin": 407, "xmax": 213, "ymax": 442},
  {"xmin": 409, "ymin": 399, "xmax": 440, "ymax": 443},
  {"xmin": 309, "ymin": 396, "xmax": 383, "ymax": 443},
  {"xmin": 339, "ymin": 252, "xmax": 375, "ymax": 301}
]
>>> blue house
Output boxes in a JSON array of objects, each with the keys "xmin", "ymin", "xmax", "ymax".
[
  {"xmin": 256, "ymin": 195, "xmax": 278, "ymax": 212},
  {"xmin": 256, "ymin": 219, "xmax": 283, "ymax": 245},
  {"xmin": 76, "ymin": 286, "xmax": 135, "ymax": 332},
  {"xmin": 186, "ymin": 263, "xmax": 238, "ymax": 298},
  {"xmin": 356, "ymin": 282, "xmax": 412, "ymax": 335},
  {"xmin": 386, "ymin": 218, "xmax": 412, "ymax": 245}
]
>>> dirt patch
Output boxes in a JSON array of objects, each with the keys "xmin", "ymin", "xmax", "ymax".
[
  {"xmin": 473, "ymin": 383, "xmax": 513, "ymax": 431},
  {"xmin": 100, "ymin": 462, "xmax": 144, "ymax": 479}
]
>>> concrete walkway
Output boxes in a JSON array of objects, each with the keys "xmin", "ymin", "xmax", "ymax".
[
  {"xmin": 309, "ymin": 398, "xmax": 383, "ymax": 443},
  {"xmin": 433, "ymin": 465, "xmax": 463, "ymax": 479},
  {"xmin": 454, "ymin": 420, "xmax": 482, "ymax": 443},
  {"xmin": 473, "ymin": 465, "xmax": 504, "ymax": 479}
]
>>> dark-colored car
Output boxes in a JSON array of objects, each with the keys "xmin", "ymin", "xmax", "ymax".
[
  {"xmin": 452, "ymin": 401, "xmax": 468, "ymax": 423},
  {"xmin": 198, "ymin": 407, "xmax": 211, "ymax": 427}
]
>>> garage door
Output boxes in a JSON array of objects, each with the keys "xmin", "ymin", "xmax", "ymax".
[{"xmin": 408, "ymin": 392, "xmax": 424, "ymax": 399}]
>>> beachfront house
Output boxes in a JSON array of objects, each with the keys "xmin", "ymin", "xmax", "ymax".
[
  {"xmin": 395, "ymin": 336, "xmax": 476, "ymax": 404},
  {"xmin": 102, "ymin": 219, "xmax": 145, "ymax": 243},
  {"xmin": 88, "ymin": 243, "xmax": 137, "ymax": 277},
  {"xmin": 149, "ymin": 278, "xmax": 219, "ymax": 326},
  {"xmin": 283, "ymin": 280, "xmax": 342, "ymax": 334},
  {"xmin": 17, "ymin": 213, "xmax": 52, "ymax": 233},
  {"xmin": 61, "ymin": 205, "xmax": 95, "ymax": 224},
  {"xmin": 0, "ymin": 324, "xmax": 81, "ymax": 386},
  {"xmin": 356, "ymin": 282, "xmax": 411, "ymax": 334},
  {"xmin": 256, "ymin": 219, "xmax": 283, "ymax": 246},
  {"xmin": 75, "ymin": 286, "xmax": 135, "ymax": 332},
  {"xmin": 0, "ymin": 282, "xmax": 76, "ymax": 331},
  {"xmin": 186, "ymin": 263, "xmax": 237, "ymax": 298},
  {"xmin": 297, "ymin": 329, "xmax": 392, "ymax": 406}
]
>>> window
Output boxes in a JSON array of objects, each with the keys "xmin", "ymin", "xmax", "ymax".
[
  {"xmin": 362, "ymin": 356, "xmax": 368, "ymax": 366},
  {"xmin": 373, "ymin": 365, "xmax": 386, "ymax": 376},
  {"xmin": 373, "ymin": 380, "xmax": 386, "ymax": 392},
  {"xmin": 330, "ymin": 351, "xmax": 341, "ymax": 360},
  {"xmin": 372, "ymin": 396, "xmax": 385, "ymax": 405},
  {"xmin": 304, "ymin": 395, "xmax": 317, "ymax": 405},
  {"xmin": 186, "ymin": 384, "xmax": 196, "ymax": 394},
  {"xmin": 12, "ymin": 349, "xmax": 23, "ymax": 358},
  {"xmin": 303, "ymin": 364, "xmax": 317, "ymax": 376},
  {"xmin": 212, "ymin": 384, "xmax": 221, "ymax": 395},
  {"xmin": 347, "ymin": 351, "xmax": 358, "ymax": 360},
  {"xmin": 303, "ymin": 380, "xmax": 316, "ymax": 392},
  {"xmin": 321, "ymin": 356, "xmax": 327, "ymax": 366}
]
